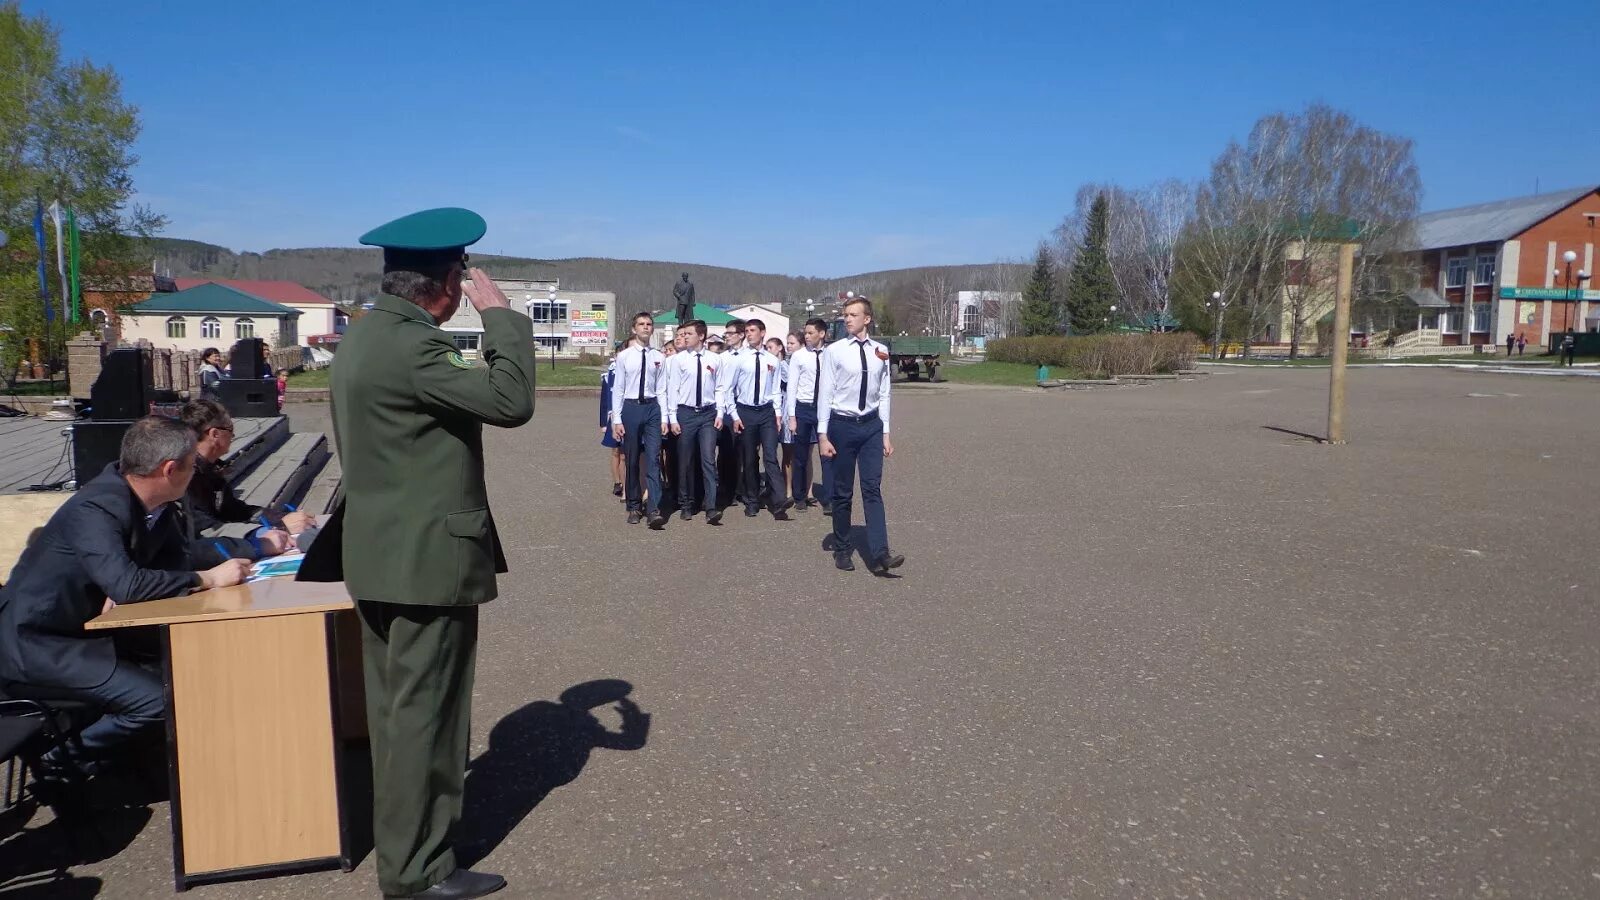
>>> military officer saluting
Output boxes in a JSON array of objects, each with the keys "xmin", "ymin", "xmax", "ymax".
[{"xmin": 301, "ymin": 208, "xmax": 534, "ymax": 900}]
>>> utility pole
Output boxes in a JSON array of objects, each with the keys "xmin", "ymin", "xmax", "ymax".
[{"xmin": 1327, "ymin": 243, "xmax": 1355, "ymax": 444}]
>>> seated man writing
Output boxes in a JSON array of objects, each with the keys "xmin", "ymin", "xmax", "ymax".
[
  {"xmin": 179, "ymin": 399, "xmax": 312, "ymax": 563},
  {"xmin": 0, "ymin": 416, "xmax": 252, "ymax": 774}
]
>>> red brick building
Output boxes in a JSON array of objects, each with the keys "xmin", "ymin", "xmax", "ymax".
[{"xmin": 1407, "ymin": 185, "xmax": 1598, "ymax": 348}]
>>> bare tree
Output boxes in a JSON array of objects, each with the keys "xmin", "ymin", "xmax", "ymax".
[
  {"xmin": 1106, "ymin": 180, "xmax": 1194, "ymax": 331},
  {"xmin": 1186, "ymin": 115, "xmax": 1299, "ymax": 357},
  {"xmin": 914, "ymin": 269, "xmax": 959, "ymax": 339},
  {"xmin": 1272, "ymin": 105, "xmax": 1420, "ymax": 357}
]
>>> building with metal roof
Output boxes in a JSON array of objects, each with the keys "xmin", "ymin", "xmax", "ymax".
[{"xmin": 121, "ymin": 283, "xmax": 301, "ymax": 353}]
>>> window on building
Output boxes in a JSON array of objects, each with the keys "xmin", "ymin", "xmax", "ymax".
[
  {"xmin": 533, "ymin": 336, "xmax": 566, "ymax": 351},
  {"xmin": 453, "ymin": 333, "xmax": 481, "ymax": 352},
  {"xmin": 527, "ymin": 302, "xmax": 568, "ymax": 324},
  {"xmin": 235, "ymin": 317, "xmax": 255, "ymax": 339},
  {"xmin": 1471, "ymin": 303, "xmax": 1491, "ymax": 333},
  {"xmin": 962, "ymin": 305, "xmax": 981, "ymax": 335},
  {"xmin": 590, "ymin": 303, "xmax": 606, "ymax": 311},
  {"xmin": 1419, "ymin": 311, "xmax": 1439, "ymax": 330},
  {"xmin": 1442, "ymin": 310, "xmax": 1463, "ymax": 333},
  {"xmin": 166, "ymin": 316, "xmax": 186, "ymax": 339},
  {"xmin": 1445, "ymin": 257, "xmax": 1469, "ymax": 288},
  {"xmin": 201, "ymin": 316, "xmax": 221, "ymax": 339},
  {"xmin": 1474, "ymin": 254, "xmax": 1496, "ymax": 285}
]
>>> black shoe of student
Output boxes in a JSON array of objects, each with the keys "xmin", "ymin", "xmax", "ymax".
[
  {"xmin": 819, "ymin": 503, "xmax": 833, "ymax": 515},
  {"xmin": 627, "ymin": 510, "xmax": 643, "ymax": 525},
  {"xmin": 769, "ymin": 498, "xmax": 792, "ymax": 521},
  {"xmin": 384, "ymin": 868, "xmax": 507, "ymax": 900},
  {"xmin": 706, "ymin": 509, "xmax": 723, "ymax": 526},
  {"xmin": 867, "ymin": 553, "xmax": 905, "ymax": 576},
  {"xmin": 679, "ymin": 509, "xmax": 694, "ymax": 521},
  {"xmin": 744, "ymin": 505, "xmax": 760, "ymax": 518},
  {"xmin": 822, "ymin": 534, "xmax": 841, "ymax": 552},
  {"xmin": 647, "ymin": 511, "xmax": 667, "ymax": 530},
  {"xmin": 611, "ymin": 483, "xmax": 622, "ymax": 497},
  {"xmin": 833, "ymin": 549, "xmax": 855, "ymax": 571}
]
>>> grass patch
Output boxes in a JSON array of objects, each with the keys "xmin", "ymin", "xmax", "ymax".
[
  {"xmin": 942, "ymin": 361, "xmax": 1073, "ymax": 385},
  {"xmin": 0, "ymin": 380, "xmax": 69, "ymax": 396},
  {"xmin": 287, "ymin": 368, "xmax": 331, "ymax": 388}
]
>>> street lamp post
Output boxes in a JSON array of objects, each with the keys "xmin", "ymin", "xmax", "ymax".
[
  {"xmin": 1109, "ymin": 304, "xmax": 1118, "ymax": 332},
  {"xmin": 1209, "ymin": 291, "xmax": 1226, "ymax": 359},
  {"xmin": 548, "ymin": 288, "xmax": 558, "ymax": 371}
]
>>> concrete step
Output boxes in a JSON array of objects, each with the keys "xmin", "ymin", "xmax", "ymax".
[
  {"xmin": 233, "ymin": 431, "xmax": 330, "ymax": 510},
  {"xmin": 298, "ymin": 450, "xmax": 342, "ymax": 516}
]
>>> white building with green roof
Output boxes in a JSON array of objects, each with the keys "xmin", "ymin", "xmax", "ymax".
[{"xmin": 122, "ymin": 283, "xmax": 301, "ymax": 352}]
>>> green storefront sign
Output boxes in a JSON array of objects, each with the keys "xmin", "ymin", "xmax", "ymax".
[{"xmin": 1499, "ymin": 287, "xmax": 1600, "ymax": 301}]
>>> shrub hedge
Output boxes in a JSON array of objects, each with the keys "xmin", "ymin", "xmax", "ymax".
[{"xmin": 987, "ymin": 333, "xmax": 1200, "ymax": 378}]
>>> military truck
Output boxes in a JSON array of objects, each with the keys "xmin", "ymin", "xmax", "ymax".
[{"xmin": 825, "ymin": 318, "xmax": 946, "ymax": 381}]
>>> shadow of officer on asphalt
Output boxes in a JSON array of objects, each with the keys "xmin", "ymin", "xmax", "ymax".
[{"xmin": 458, "ymin": 679, "xmax": 650, "ymax": 866}]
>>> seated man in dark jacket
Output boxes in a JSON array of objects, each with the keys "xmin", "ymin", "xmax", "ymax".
[
  {"xmin": 178, "ymin": 399, "xmax": 307, "ymax": 564},
  {"xmin": 0, "ymin": 417, "xmax": 252, "ymax": 772}
]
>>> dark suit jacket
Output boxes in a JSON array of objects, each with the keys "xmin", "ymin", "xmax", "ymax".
[
  {"xmin": 186, "ymin": 456, "xmax": 264, "ymax": 564},
  {"xmin": 0, "ymin": 464, "xmax": 201, "ymax": 689}
]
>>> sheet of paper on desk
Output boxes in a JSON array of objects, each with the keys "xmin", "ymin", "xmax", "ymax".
[{"xmin": 248, "ymin": 552, "xmax": 306, "ymax": 582}]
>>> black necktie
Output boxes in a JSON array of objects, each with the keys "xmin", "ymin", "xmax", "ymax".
[
  {"xmin": 857, "ymin": 341, "xmax": 868, "ymax": 411},
  {"xmin": 810, "ymin": 348, "xmax": 822, "ymax": 402},
  {"xmin": 638, "ymin": 346, "xmax": 647, "ymax": 399},
  {"xmin": 753, "ymin": 352, "xmax": 761, "ymax": 405},
  {"xmin": 694, "ymin": 352, "xmax": 703, "ymax": 407}
]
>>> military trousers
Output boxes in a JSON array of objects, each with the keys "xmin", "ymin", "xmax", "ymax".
[{"xmin": 357, "ymin": 600, "xmax": 479, "ymax": 897}]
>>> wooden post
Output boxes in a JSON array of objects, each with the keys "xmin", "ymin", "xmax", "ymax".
[{"xmin": 1327, "ymin": 243, "xmax": 1355, "ymax": 444}]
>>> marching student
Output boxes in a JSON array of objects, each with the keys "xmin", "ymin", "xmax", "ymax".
[
  {"xmin": 717, "ymin": 319, "xmax": 748, "ymax": 509},
  {"xmin": 770, "ymin": 336, "xmax": 795, "ymax": 489},
  {"xmin": 725, "ymin": 318, "xmax": 791, "ymax": 520},
  {"xmin": 818, "ymin": 296, "xmax": 904, "ymax": 575},
  {"xmin": 785, "ymin": 317, "xmax": 832, "ymax": 511},
  {"xmin": 610, "ymin": 312, "xmax": 669, "ymax": 529},
  {"xmin": 664, "ymin": 320, "xmax": 724, "ymax": 525},
  {"xmin": 599, "ymin": 342, "xmax": 624, "ymax": 497}
]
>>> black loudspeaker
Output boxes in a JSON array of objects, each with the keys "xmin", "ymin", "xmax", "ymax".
[
  {"xmin": 72, "ymin": 420, "xmax": 133, "ymax": 485},
  {"xmin": 217, "ymin": 378, "xmax": 278, "ymax": 418},
  {"xmin": 89, "ymin": 348, "xmax": 153, "ymax": 420},
  {"xmin": 229, "ymin": 338, "xmax": 267, "ymax": 379}
]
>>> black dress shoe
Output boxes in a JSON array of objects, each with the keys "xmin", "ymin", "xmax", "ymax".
[
  {"xmin": 819, "ymin": 503, "xmax": 833, "ymax": 515},
  {"xmin": 679, "ymin": 509, "xmax": 694, "ymax": 521},
  {"xmin": 611, "ymin": 482, "xmax": 622, "ymax": 497},
  {"xmin": 744, "ymin": 505, "xmax": 760, "ymax": 517},
  {"xmin": 627, "ymin": 510, "xmax": 643, "ymax": 525},
  {"xmin": 647, "ymin": 511, "xmax": 667, "ymax": 529},
  {"xmin": 822, "ymin": 534, "xmax": 841, "ymax": 552},
  {"xmin": 384, "ymin": 868, "xmax": 506, "ymax": 899},
  {"xmin": 833, "ymin": 549, "xmax": 855, "ymax": 571},
  {"xmin": 867, "ymin": 553, "xmax": 905, "ymax": 576},
  {"xmin": 706, "ymin": 509, "xmax": 723, "ymax": 525}
]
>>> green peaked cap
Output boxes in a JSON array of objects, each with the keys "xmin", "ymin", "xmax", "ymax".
[{"xmin": 358, "ymin": 207, "xmax": 487, "ymax": 251}]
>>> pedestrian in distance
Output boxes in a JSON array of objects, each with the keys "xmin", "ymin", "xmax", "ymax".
[{"xmin": 1506, "ymin": 332, "xmax": 1515, "ymax": 357}]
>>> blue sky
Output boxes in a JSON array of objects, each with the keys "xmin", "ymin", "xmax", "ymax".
[{"xmin": 33, "ymin": 0, "xmax": 1600, "ymax": 276}]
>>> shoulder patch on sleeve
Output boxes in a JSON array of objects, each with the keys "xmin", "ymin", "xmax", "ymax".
[{"xmin": 446, "ymin": 351, "xmax": 473, "ymax": 369}]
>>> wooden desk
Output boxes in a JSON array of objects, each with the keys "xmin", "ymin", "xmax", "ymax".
[{"xmin": 88, "ymin": 579, "xmax": 368, "ymax": 891}]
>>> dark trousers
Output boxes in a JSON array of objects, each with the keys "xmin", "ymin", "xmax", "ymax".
[
  {"xmin": 738, "ymin": 403, "xmax": 786, "ymax": 509},
  {"xmin": 621, "ymin": 400, "xmax": 663, "ymax": 514},
  {"xmin": 7, "ymin": 658, "xmax": 165, "ymax": 764},
  {"xmin": 677, "ymin": 406, "xmax": 720, "ymax": 513},
  {"xmin": 829, "ymin": 412, "xmax": 890, "ymax": 561},
  {"xmin": 791, "ymin": 402, "xmax": 832, "ymax": 505},
  {"xmin": 717, "ymin": 417, "xmax": 741, "ymax": 507},
  {"xmin": 661, "ymin": 431, "xmax": 679, "ymax": 511},
  {"xmin": 357, "ymin": 601, "xmax": 479, "ymax": 897}
]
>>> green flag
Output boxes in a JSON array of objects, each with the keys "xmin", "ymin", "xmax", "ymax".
[{"xmin": 66, "ymin": 206, "xmax": 81, "ymax": 324}]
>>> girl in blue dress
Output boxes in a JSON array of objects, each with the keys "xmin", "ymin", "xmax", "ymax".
[{"xmin": 599, "ymin": 346, "xmax": 623, "ymax": 495}]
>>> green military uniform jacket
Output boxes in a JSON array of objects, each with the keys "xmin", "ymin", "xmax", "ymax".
[{"xmin": 307, "ymin": 294, "xmax": 535, "ymax": 605}]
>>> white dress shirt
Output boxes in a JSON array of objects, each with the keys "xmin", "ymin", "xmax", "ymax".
[
  {"xmin": 817, "ymin": 335, "xmax": 892, "ymax": 436},
  {"xmin": 664, "ymin": 348, "xmax": 722, "ymax": 425},
  {"xmin": 723, "ymin": 348, "xmax": 783, "ymax": 422},
  {"xmin": 783, "ymin": 344, "xmax": 825, "ymax": 418},
  {"xmin": 609, "ymin": 343, "xmax": 668, "ymax": 425}
]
